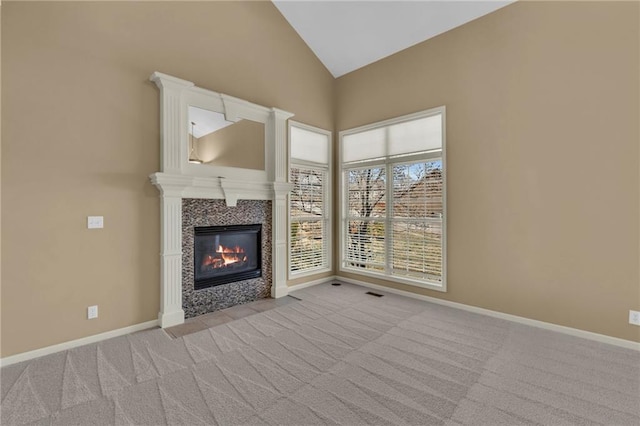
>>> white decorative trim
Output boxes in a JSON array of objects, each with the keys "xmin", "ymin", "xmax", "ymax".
[
  {"xmin": 0, "ymin": 320, "xmax": 160, "ymax": 367},
  {"xmin": 159, "ymin": 307, "xmax": 184, "ymax": 329},
  {"xmin": 271, "ymin": 280, "xmax": 289, "ymax": 298},
  {"xmin": 150, "ymin": 72, "xmax": 194, "ymax": 174},
  {"xmin": 149, "ymin": 72, "xmax": 295, "ymax": 322},
  {"xmin": 270, "ymin": 109, "xmax": 294, "ymax": 299},
  {"xmin": 298, "ymin": 276, "xmax": 640, "ymax": 351},
  {"xmin": 158, "ymin": 195, "xmax": 184, "ymax": 327},
  {"xmin": 271, "ymin": 182, "xmax": 291, "ymax": 299},
  {"xmin": 337, "ymin": 268, "xmax": 446, "ymax": 293},
  {"xmin": 220, "ymin": 93, "xmax": 271, "ymax": 123},
  {"xmin": 288, "ymin": 275, "xmax": 338, "ymax": 292}
]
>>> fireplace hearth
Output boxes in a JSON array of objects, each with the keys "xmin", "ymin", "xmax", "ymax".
[{"xmin": 194, "ymin": 224, "xmax": 262, "ymax": 290}]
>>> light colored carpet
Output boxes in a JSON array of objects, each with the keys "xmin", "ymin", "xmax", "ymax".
[{"xmin": 1, "ymin": 282, "xmax": 639, "ymax": 425}]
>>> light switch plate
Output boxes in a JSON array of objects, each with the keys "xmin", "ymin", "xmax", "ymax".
[
  {"xmin": 630, "ymin": 310, "xmax": 640, "ymax": 326},
  {"xmin": 88, "ymin": 305, "xmax": 98, "ymax": 319},
  {"xmin": 87, "ymin": 216, "xmax": 104, "ymax": 229}
]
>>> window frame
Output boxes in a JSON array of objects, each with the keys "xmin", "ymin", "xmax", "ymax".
[
  {"xmin": 339, "ymin": 107, "xmax": 447, "ymax": 292},
  {"xmin": 288, "ymin": 121, "xmax": 332, "ymax": 279}
]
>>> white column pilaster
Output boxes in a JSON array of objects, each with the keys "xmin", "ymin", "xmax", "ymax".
[
  {"xmin": 271, "ymin": 184, "xmax": 291, "ymax": 298},
  {"xmin": 150, "ymin": 72, "xmax": 194, "ymax": 174},
  {"xmin": 150, "ymin": 174, "xmax": 187, "ymax": 327},
  {"xmin": 270, "ymin": 109, "xmax": 294, "ymax": 298}
]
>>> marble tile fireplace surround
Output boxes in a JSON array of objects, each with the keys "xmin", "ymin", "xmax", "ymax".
[
  {"xmin": 182, "ymin": 199, "xmax": 272, "ymax": 318},
  {"xmin": 149, "ymin": 72, "xmax": 293, "ymax": 328}
]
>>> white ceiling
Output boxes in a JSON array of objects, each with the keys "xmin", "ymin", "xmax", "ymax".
[{"xmin": 273, "ymin": 0, "xmax": 515, "ymax": 78}]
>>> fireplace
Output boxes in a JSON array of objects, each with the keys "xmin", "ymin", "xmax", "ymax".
[
  {"xmin": 150, "ymin": 72, "xmax": 292, "ymax": 328},
  {"xmin": 194, "ymin": 224, "xmax": 262, "ymax": 290}
]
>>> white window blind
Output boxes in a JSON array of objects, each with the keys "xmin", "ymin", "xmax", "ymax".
[
  {"xmin": 345, "ymin": 167, "xmax": 386, "ymax": 272},
  {"xmin": 291, "ymin": 126, "xmax": 330, "ymax": 163},
  {"xmin": 342, "ymin": 128, "xmax": 386, "ymax": 163},
  {"xmin": 391, "ymin": 160, "xmax": 443, "ymax": 282},
  {"xmin": 340, "ymin": 107, "xmax": 446, "ymax": 290},
  {"xmin": 388, "ymin": 115, "xmax": 442, "ymax": 156},
  {"xmin": 289, "ymin": 122, "xmax": 331, "ymax": 277},
  {"xmin": 342, "ymin": 115, "xmax": 442, "ymax": 163},
  {"xmin": 290, "ymin": 167, "xmax": 329, "ymax": 273}
]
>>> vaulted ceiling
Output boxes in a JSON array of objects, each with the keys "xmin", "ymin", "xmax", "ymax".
[{"xmin": 273, "ymin": 1, "xmax": 515, "ymax": 77}]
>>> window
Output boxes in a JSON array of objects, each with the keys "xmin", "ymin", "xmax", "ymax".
[
  {"xmin": 289, "ymin": 122, "xmax": 331, "ymax": 277},
  {"xmin": 340, "ymin": 107, "xmax": 446, "ymax": 291},
  {"xmin": 345, "ymin": 166, "xmax": 386, "ymax": 272}
]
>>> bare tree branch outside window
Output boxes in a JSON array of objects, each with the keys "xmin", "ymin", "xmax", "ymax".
[
  {"xmin": 290, "ymin": 167, "xmax": 327, "ymax": 272},
  {"xmin": 347, "ymin": 167, "xmax": 386, "ymax": 268}
]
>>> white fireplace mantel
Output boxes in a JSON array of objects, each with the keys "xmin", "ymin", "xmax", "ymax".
[{"xmin": 149, "ymin": 72, "xmax": 293, "ymax": 328}]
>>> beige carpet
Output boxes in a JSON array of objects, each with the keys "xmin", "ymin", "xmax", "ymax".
[{"xmin": 1, "ymin": 282, "xmax": 639, "ymax": 425}]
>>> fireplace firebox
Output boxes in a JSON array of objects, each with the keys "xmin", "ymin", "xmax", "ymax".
[{"xmin": 194, "ymin": 224, "xmax": 262, "ymax": 290}]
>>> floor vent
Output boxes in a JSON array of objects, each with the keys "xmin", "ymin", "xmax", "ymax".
[
  {"xmin": 365, "ymin": 291, "xmax": 384, "ymax": 297},
  {"xmin": 287, "ymin": 295, "xmax": 302, "ymax": 301},
  {"xmin": 331, "ymin": 283, "xmax": 342, "ymax": 286}
]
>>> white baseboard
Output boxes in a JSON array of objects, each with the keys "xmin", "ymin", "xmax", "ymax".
[
  {"xmin": 319, "ymin": 276, "xmax": 640, "ymax": 351},
  {"xmin": 0, "ymin": 319, "xmax": 160, "ymax": 367},
  {"xmin": 158, "ymin": 309, "xmax": 185, "ymax": 329},
  {"xmin": 288, "ymin": 275, "xmax": 338, "ymax": 291},
  {"xmin": 4, "ymin": 276, "xmax": 637, "ymax": 367}
]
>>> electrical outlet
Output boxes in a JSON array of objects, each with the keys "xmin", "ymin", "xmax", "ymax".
[
  {"xmin": 87, "ymin": 216, "xmax": 104, "ymax": 229},
  {"xmin": 629, "ymin": 310, "xmax": 640, "ymax": 326},
  {"xmin": 88, "ymin": 305, "xmax": 98, "ymax": 319}
]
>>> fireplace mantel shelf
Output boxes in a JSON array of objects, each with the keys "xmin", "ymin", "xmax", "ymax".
[{"xmin": 150, "ymin": 172, "xmax": 293, "ymax": 207}]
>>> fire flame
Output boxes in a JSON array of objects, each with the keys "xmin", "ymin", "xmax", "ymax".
[
  {"xmin": 217, "ymin": 245, "xmax": 246, "ymax": 265},
  {"xmin": 201, "ymin": 244, "xmax": 248, "ymax": 269}
]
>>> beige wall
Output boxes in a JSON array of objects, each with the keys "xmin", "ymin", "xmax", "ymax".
[
  {"xmin": 336, "ymin": 1, "xmax": 640, "ymax": 342},
  {"xmin": 1, "ymin": 1, "xmax": 334, "ymax": 357},
  {"xmin": 2, "ymin": 0, "xmax": 639, "ymax": 358}
]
